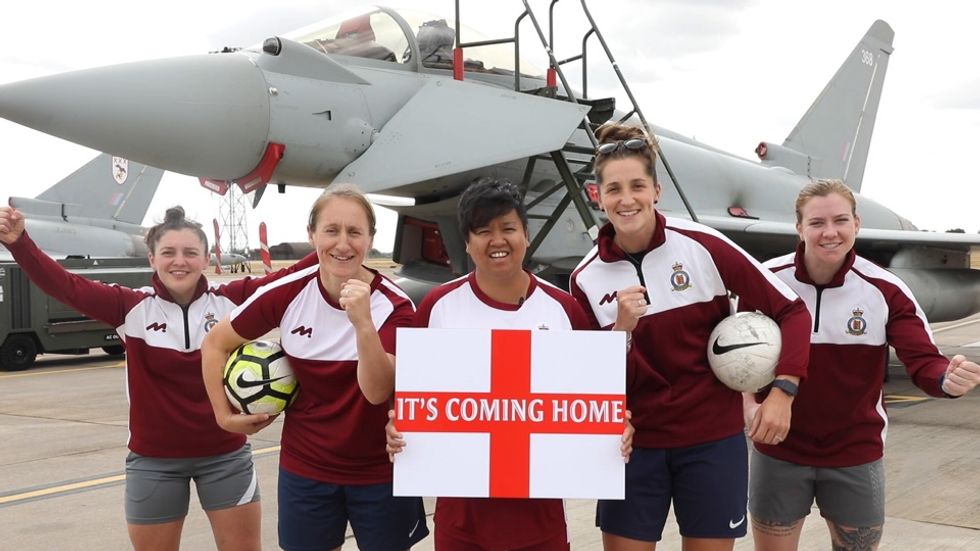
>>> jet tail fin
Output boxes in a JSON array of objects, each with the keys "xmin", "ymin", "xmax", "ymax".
[
  {"xmin": 763, "ymin": 20, "xmax": 894, "ymax": 192},
  {"xmin": 29, "ymin": 153, "xmax": 165, "ymax": 224}
]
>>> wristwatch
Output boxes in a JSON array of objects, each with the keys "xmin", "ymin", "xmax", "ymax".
[{"xmin": 771, "ymin": 378, "xmax": 798, "ymax": 397}]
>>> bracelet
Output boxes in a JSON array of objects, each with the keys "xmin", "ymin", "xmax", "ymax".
[{"xmin": 939, "ymin": 374, "xmax": 961, "ymax": 399}]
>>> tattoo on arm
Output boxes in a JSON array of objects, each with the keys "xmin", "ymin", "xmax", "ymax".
[
  {"xmin": 829, "ymin": 523, "xmax": 883, "ymax": 551},
  {"xmin": 752, "ymin": 517, "xmax": 803, "ymax": 537}
]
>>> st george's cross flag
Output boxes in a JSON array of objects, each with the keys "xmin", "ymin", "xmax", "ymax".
[{"xmin": 393, "ymin": 328, "xmax": 626, "ymax": 499}]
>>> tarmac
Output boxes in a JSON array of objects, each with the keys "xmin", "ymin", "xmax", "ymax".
[{"xmin": 2, "ymin": 267, "xmax": 980, "ymax": 550}]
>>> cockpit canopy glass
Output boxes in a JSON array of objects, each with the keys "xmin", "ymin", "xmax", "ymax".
[
  {"xmin": 286, "ymin": 8, "xmax": 408, "ymax": 63},
  {"xmin": 282, "ymin": 6, "xmax": 544, "ymax": 78}
]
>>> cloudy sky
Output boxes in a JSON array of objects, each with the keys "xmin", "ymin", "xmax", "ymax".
[{"xmin": 2, "ymin": 0, "xmax": 978, "ymax": 251}]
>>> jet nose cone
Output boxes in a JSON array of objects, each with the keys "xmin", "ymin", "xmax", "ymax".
[{"xmin": 0, "ymin": 53, "xmax": 270, "ymax": 180}]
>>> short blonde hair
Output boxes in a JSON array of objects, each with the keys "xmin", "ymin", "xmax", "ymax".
[
  {"xmin": 307, "ymin": 183, "xmax": 377, "ymax": 236},
  {"xmin": 795, "ymin": 179, "xmax": 857, "ymax": 224}
]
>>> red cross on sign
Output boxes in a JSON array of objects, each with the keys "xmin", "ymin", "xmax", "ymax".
[{"xmin": 396, "ymin": 329, "xmax": 625, "ymax": 498}]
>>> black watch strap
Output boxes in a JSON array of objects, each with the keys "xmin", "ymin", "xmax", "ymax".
[{"xmin": 771, "ymin": 378, "xmax": 798, "ymax": 397}]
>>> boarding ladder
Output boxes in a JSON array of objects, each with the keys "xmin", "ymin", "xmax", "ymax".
[{"xmin": 451, "ymin": 0, "xmax": 699, "ymax": 260}]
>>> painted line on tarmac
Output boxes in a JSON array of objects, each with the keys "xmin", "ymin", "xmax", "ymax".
[
  {"xmin": 933, "ymin": 317, "xmax": 980, "ymax": 334},
  {"xmin": 0, "ymin": 363, "xmax": 125, "ymax": 379},
  {"xmin": 883, "ymin": 394, "xmax": 931, "ymax": 409},
  {"xmin": 0, "ymin": 473, "xmax": 126, "ymax": 505},
  {"xmin": 0, "ymin": 445, "xmax": 281, "ymax": 507}
]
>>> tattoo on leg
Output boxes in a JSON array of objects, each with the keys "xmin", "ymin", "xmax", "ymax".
[
  {"xmin": 829, "ymin": 523, "xmax": 882, "ymax": 551},
  {"xmin": 752, "ymin": 517, "xmax": 803, "ymax": 537}
]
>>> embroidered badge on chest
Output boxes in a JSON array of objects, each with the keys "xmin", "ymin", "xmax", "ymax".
[
  {"xmin": 204, "ymin": 312, "xmax": 218, "ymax": 333},
  {"xmin": 670, "ymin": 261, "xmax": 692, "ymax": 292},
  {"xmin": 846, "ymin": 307, "xmax": 868, "ymax": 336}
]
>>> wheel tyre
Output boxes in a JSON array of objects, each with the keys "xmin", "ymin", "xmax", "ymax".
[
  {"xmin": 1, "ymin": 334, "xmax": 38, "ymax": 372},
  {"xmin": 102, "ymin": 345, "xmax": 126, "ymax": 356}
]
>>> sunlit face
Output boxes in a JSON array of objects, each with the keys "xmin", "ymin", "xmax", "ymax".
[
  {"xmin": 465, "ymin": 209, "xmax": 529, "ymax": 281},
  {"xmin": 308, "ymin": 197, "xmax": 373, "ymax": 282},
  {"xmin": 147, "ymin": 228, "xmax": 208, "ymax": 304},
  {"xmin": 797, "ymin": 192, "xmax": 860, "ymax": 272},
  {"xmin": 598, "ymin": 156, "xmax": 661, "ymax": 251}
]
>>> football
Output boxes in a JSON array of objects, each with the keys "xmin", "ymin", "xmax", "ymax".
[
  {"xmin": 707, "ymin": 312, "xmax": 781, "ymax": 392},
  {"xmin": 224, "ymin": 340, "xmax": 298, "ymax": 415}
]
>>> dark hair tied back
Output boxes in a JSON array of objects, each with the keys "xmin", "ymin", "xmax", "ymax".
[
  {"xmin": 593, "ymin": 123, "xmax": 659, "ymax": 185},
  {"xmin": 145, "ymin": 205, "xmax": 209, "ymax": 254}
]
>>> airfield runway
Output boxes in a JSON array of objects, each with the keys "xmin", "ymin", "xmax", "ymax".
[{"xmin": 2, "ymin": 268, "xmax": 980, "ymax": 549}]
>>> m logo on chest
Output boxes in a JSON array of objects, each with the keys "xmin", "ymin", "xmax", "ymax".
[
  {"xmin": 145, "ymin": 322, "xmax": 167, "ymax": 332},
  {"xmin": 291, "ymin": 325, "xmax": 313, "ymax": 338}
]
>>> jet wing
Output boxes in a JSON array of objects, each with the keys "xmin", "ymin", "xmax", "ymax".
[
  {"xmin": 700, "ymin": 214, "xmax": 980, "ymax": 255},
  {"xmin": 338, "ymin": 79, "xmax": 591, "ymax": 193}
]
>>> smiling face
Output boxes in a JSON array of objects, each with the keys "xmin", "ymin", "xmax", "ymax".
[
  {"xmin": 465, "ymin": 208, "xmax": 529, "ymax": 282},
  {"xmin": 598, "ymin": 156, "xmax": 662, "ymax": 252},
  {"xmin": 308, "ymin": 196, "xmax": 374, "ymax": 284},
  {"xmin": 797, "ymin": 192, "xmax": 860, "ymax": 276},
  {"xmin": 147, "ymin": 228, "xmax": 209, "ymax": 304}
]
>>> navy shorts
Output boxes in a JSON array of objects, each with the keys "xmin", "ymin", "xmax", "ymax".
[
  {"xmin": 278, "ymin": 467, "xmax": 429, "ymax": 551},
  {"xmin": 597, "ymin": 433, "xmax": 748, "ymax": 542}
]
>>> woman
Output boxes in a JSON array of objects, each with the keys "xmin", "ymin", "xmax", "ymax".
[
  {"xmin": 201, "ymin": 184, "xmax": 429, "ymax": 551},
  {"xmin": 749, "ymin": 179, "xmax": 980, "ymax": 551},
  {"xmin": 0, "ymin": 205, "xmax": 314, "ymax": 551},
  {"xmin": 568, "ymin": 123, "xmax": 812, "ymax": 551},
  {"xmin": 386, "ymin": 177, "xmax": 633, "ymax": 550}
]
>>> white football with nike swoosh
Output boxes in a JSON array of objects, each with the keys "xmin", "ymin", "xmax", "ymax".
[
  {"xmin": 224, "ymin": 340, "xmax": 299, "ymax": 414},
  {"xmin": 707, "ymin": 312, "xmax": 781, "ymax": 392}
]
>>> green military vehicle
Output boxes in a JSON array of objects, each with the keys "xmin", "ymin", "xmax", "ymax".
[{"xmin": 0, "ymin": 258, "xmax": 153, "ymax": 371}]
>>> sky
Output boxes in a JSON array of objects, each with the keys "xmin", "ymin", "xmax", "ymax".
[{"xmin": 2, "ymin": 0, "xmax": 979, "ymax": 252}]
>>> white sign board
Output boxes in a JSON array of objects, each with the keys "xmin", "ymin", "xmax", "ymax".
[{"xmin": 393, "ymin": 328, "xmax": 626, "ymax": 499}]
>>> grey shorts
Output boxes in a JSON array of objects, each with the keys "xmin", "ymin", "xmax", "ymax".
[
  {"xmin": 749, "ymin": 449, "xmax": 884, "ymax": 527},
  {"xmin": 125, "ymin": 443, "xmax": 260, "ymax": 525}
]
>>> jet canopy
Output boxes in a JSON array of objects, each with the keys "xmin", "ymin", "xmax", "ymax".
[{"xmin": 281, "ymin": 5, "xmax": 543, "ymax": 78}]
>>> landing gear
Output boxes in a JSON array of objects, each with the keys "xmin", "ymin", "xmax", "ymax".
[
  {"xmin": 1, "ymin": 334, "xmax": 38, "ymax": 371},
  {"xmin": 102, "ymin": 345, "xmax": 126, "ymax": 356}
]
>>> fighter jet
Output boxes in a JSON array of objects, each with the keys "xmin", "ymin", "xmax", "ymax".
[
  {"xmin": 2, "ymin": 153, "xmax": 165, "ymax": 261},
  {"xmin": 1, "ymin": 4, "xmax": 978, "ymax": 320}
]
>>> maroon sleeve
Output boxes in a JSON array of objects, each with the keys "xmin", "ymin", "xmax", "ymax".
[
  {"xmin": 878, "ymin": 279, "xmax": 948, "ymax": 397},
  {"xmin": 229, "ymin": 283, "xmax": 293, "ymax": 341},
  {"xmin": 691, "ymin": 232, "xmax": 812, "ymax": 380},
  {"xmin": 379, "ymin": 299, "xmax": 416, "ymax": 353},
  {"xmin": 412, "ymin": 290, "xmax": 437, "ymax": 329},
  {"xmin": 216, "ymin": 252, "xmax": 318, "ymax": 305},
  {"xmin": 4, "ymin": 232, "xmax": 143, "ymax": 327},
  {"xmin": 541, "ymin": 283, "xmax": 594, "ymax": 331}
]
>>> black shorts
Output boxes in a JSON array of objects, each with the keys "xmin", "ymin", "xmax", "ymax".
[
  {"xmin": 278, "ymin": 467, "xmax": 429, "ymax": 551},
  {"xmin": 597, "ymin": 433, "xmax": 748, "ymax": 541}
]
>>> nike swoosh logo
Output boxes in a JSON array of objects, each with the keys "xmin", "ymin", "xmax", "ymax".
[
  {"xmin": 235, "ymin": 373, "xmax": 288, "ymax": 388},
  {"xmin": 729, "ymin": 515, "xmax": 746, "ymax": 529},
  {"xmin": 407, "ymin": 518, "xmax": 421, "ymax": 539},
  {"xmin": 712, "ymin": 337, "xmax": 766, "ymax": 355}
]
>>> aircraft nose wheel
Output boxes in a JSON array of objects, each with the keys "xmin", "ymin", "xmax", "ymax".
[{"xmin": 1, "ymin": 334, "xmax": 38, "ymax": 371}]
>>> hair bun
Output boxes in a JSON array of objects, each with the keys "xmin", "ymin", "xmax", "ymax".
[
  {"xmin": 164, "ymin": 206, "xmax": 186, "ymax": 224},
  {"xmin": 595, "ymin": 123, "xmax": 648, "ymax": 144}
]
